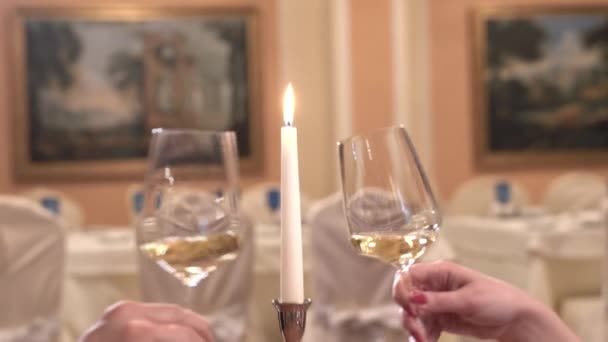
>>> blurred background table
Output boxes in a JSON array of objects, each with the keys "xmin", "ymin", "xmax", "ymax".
[{"xmin": 62, "ymin": 223, "xmax": 454, "ymax": 341}]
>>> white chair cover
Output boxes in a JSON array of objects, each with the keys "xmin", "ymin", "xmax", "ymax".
[
  {"xmin": 447, "ymin": 176, "xmax": 530, "ymax": 216},
  {"xmin": 139, "ymin": 213, "xmax": 254, "ymax": 342},
  {"xmin": 527, "ymin": 226, "xmax": 604, "ymax": 309},
  {"xmin": 443, "ymin": 216, "xmax": 538, "ymax": 342},
  {"xmin": 22, "ymin": 188, "xmax": 84, "ymax": 231},
  {"xmin": 241, "ymin": 182, "xmax": 311, "ymax": 225},
  {"xmin": 0, "ymin": 196, "xmax": 65, "ymax": 342},
  {"xmin": 531, "ymin": 215, "xmax": 606, "ymax": 342},
  {"xmin": 61, "ymin": 229, "xmax": 139, "ymax": 341},
  {"xmin": 560, "ymin": 296, "xmax": 603, "ymax": 342},
  {"xmin": 542, "ymin": 172, "xmax": 605, "ymax": 214},
  {"xmin": 445, "ymin": 215, "xmax": 604, "ymax": 308},
  {"xmin": 443, "ymin": 217, "xmax": 533, "ymax": 292},
  {"xmin": 304, "ymin": 194, "xmax": 453, "ymax": 342}
]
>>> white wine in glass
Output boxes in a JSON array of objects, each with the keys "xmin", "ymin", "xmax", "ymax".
[
  {"xmin": 339, "ymin": 126, "xmax": 441, "ymax": 272},
  {"xmin": 350, "ymin": 230, "xmax": 437, "ymax": 267},
  {"xmin": 137, "ymin": 129, "xmax": 241, "ymax": 289},
  {"xmin": 140, "ymin": 230, "xmax": 240, "ymax": 286}
]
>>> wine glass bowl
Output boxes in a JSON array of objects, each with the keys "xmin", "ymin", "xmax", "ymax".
[
  {"xmin": 137, "ymin": 129, "xmax": 241, "ymax": 288},
  {"xmin": 338, "ymin": 126, "xmax": 441, "ymax": 271}
]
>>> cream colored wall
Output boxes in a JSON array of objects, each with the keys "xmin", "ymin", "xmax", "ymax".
[
  {"xmin": 351, "ymin": 0, "xmax": 393, "ymax": 133},
  {"xmin": 389, "ymin": 0, "xmax": 433, "ymax": 175},
  {"xmin": 0, "ymin": 0, "xmax": 280, "ymax": 225},
  {"xmin": 278, "ymin": 0, "xmax": 335, "ymax": 198},
  {"xmin": 431, "ymin": 0, "xmax": 608, "ymax": 202}
]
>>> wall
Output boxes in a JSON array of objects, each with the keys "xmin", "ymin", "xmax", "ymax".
[
  {"xmin": 431, "ymin": 0, "xmax": 608, "ymax": 202},
  {"xmin": 351, "ymin": 0, "xmax": 393, "ymax": 134},
  {"xmin": 5, "ymin": 0, "xmax": 606, "ymax": 224},
  {"xmin": 0, "ymin": 0, "xmax": 282, "ymax": 225},
  {"xmin": 278, "ymin": 0, "xmax": 334, "ymax": 199}
]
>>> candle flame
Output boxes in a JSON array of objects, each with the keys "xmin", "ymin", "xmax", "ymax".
[{"xmin": 283, "ymin": 83, "xmax": 295, "ymax": 126}]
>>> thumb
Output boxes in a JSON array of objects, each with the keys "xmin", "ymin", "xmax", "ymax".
[{"xmin": 421, "ymin": 290, "xmax": 474, "ymax": 316}]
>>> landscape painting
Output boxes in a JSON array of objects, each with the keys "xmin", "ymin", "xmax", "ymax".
[
  {"xmin": 474, "ymin": 6, "xmax": 608, "ymax": 167},
  {"xmin": 12, "ymin": 7, "xmax": 262, "ymax": 180}
]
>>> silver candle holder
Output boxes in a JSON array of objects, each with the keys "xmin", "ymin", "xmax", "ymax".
[{"xmin": 272, "ymin": 298, "xmax": 312, "ymax": 342}]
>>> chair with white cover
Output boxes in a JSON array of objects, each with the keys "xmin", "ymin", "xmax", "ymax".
[
  {"xmin": 560, "ymin": 296, "xmax": 603, "ymax": 342},
  {"xmin": 447, "ymin": 176, "xmax": 530, "ymax": 216},
  {"xmin": 139, "ymin": 190, "xmax": 254, "ymax": 342},
  {"xmin": 22, "ymin": 188, "xmax": 84, "ymax": 231},
  {"xmin": 542, "ymin": 172, "xmax": 605, "ymax": 214},
  {"xmin": 0, "ymin": 195, "xmax": 65, "ymax": 342},
  {"xmin": 531, "ymin": 227, "xmax": 605, "ymax": 342},
  {"xmin": 442, "ymin": 216, "xmax": 537, "ymax": 342},
  {"xmin": 241, "ymin": 182, "xmax": 311, "ymax": 225},
  {"xmin": 444, "ymin": 215, "xmax": 540, "ymax": 292},
  {"xmin": 303, "ymin": 193, "xmax": 456, "ymax": 342}
]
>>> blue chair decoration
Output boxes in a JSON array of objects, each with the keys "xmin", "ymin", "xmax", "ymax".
[
  {"xmin": 266, "ymin": 189, "xmax": 281, "ymax": 212},
  {"xmin": 495, "ymin": 181, "xmax": 511, "ymax": 204},
  {"xmin": 41, "ymin": 196, "xmax": 60, "ymax": 215},
  {"xmin": 133, "ymin": 191, "xmax": 144, "ymax": 214}
]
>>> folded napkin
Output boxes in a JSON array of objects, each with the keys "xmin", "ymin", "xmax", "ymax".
[{"xmin": 311, "ymin": 304, "xmax": 404, "ymax": 341}]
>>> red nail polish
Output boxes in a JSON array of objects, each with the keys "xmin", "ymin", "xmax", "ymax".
[{"xmin": 409, "ymin": 290, "xmax": 428, "ymax": 305}]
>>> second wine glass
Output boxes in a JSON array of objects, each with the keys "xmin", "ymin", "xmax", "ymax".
[
  {"xmin": 137, "ymin": 129, "xmax": 241, "ymax": 289},
  {"xmin": 338, "ymin": 125, "xmax": 441, "ymax": 272}
]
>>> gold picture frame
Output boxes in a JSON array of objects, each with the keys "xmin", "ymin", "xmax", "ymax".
[
  {"xmin": 11, "ymin": 6, "xmax": 263, "ymax": 181},
  {"xmin": 472, "ymin": 5, "xmax": 608, "ymax": 169}
]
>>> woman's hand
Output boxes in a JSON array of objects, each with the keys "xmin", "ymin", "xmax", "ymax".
[
  {"xmin": 80, "ymin": 301, "xmax": 214, "ymax": 342},
  {"xmin": 393, "ymin": 261, "xmax": 580, "ymax": 342}
]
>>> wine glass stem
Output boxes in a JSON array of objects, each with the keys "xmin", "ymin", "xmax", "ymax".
[
  {"xmin": 399, "ymin": 260, "xmax": 422, "ymax": 342},
  {"xmin": 398, "ymin": 258, "xmax": 415, "ymax": 274},
  {"xmin": 184, "ymin": 287, "xmax": 194, "ymax": 310}
]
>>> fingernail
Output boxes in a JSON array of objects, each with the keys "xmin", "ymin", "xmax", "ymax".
[{"xmin": 409, "ymin": 290, "xmax": 428, "ymax": 305}]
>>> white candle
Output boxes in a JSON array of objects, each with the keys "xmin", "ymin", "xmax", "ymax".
[{"xmin": 280, "ymin": 83, "xmax": 304, "ymax": 303}]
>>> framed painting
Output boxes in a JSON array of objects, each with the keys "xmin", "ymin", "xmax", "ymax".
[
  {"xmin": 11, "ymin": 6, "xmax": 263, "ymax": 181},
  {"xmin": 473, "ymin": 5, "xmax": 608, "ymax": 168}
]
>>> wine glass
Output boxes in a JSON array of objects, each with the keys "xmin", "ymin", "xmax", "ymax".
[
  {"xmin": 137, "ymin": 129, "xmax": 241, "ymax": 292},
  {"xmin": 338, "ymin": 125, "xmax": 441, "ymax": 273}
]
